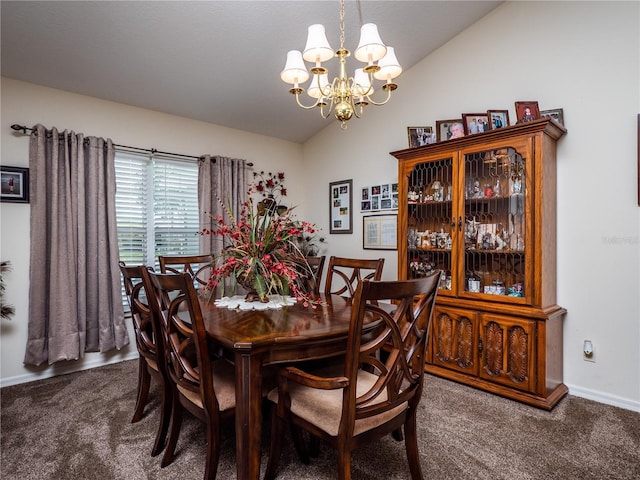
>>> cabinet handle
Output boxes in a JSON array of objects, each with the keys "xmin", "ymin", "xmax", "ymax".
[
  {"xmin": 478, "ymin": 337, "xmax": 483, "ymax": 355},
  {"xmin": 458, "ymin": 217, "xmax": 463, "ymax": 230}
]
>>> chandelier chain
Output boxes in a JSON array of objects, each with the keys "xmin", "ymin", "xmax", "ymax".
[{"xmin": 339, "ymin": 0, "xmax": 345, "ymax": 50}]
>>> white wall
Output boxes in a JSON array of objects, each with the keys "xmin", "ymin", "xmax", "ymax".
[
  {"xmin": 1, "ymin": 1, "xmax": 639, "ymax": 411},
  {"xmin": 302, "ymin": 1, "xmax": 640, "ymax": 411},
  {"xmin": 0, "ymin": 77, "xmax": 307, "ymax": 384}
]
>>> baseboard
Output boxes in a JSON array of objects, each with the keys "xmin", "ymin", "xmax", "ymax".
[
  {"xmin": 567, "ymin": 383, "xmax": 640, "ymax": 413},
  {"xmin": 0, "ymin": 350, "xmax": 139, "ymax": 388}
]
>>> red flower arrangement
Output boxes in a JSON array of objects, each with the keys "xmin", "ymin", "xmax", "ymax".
[
  {"xmin": 201, "ymin": 177, "xmax": 320, "ymax": 308},
  {"xmin": 253, "ymin": 171, "xmax": 287, "ymax": 199}
]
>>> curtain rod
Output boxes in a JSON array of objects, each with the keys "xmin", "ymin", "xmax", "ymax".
[{"xmin": 10, "ymin": 124, "xmax": 253, "ymax": 166}]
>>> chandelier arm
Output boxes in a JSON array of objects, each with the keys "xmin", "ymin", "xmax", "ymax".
[
  {"xmin": 293, "ymin": 92, "xmax": 323, "ymax": 110},
  {"xmin": 364, "ymin": 86, "xmax": 394, "ymax": 106}
]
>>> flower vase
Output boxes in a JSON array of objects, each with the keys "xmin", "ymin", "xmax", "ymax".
[
  {"xmin": 258, "ymin": 196, "xmax": 276, "ymax": 216},
  {"xmin": 238, "ymin": 275, "xmax": 269, "ymax": 303}
]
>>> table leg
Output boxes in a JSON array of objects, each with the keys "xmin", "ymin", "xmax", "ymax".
[{"xmin": 234, "ymin": 350, "xmax": 262, "ymax": 480}]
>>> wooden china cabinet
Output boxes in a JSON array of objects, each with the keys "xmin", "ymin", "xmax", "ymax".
[{"xmin": 390, "ymin": 118, "xmax": 567, "ymax": 410}]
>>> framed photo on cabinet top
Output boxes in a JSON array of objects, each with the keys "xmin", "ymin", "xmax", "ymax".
[
  {"xmin": 436, "ymin": 119, "xmax": 464, "ymax": 142},
  {"xmin": 461, "ymin": 113, "xmax": 490, "ymax": 135},
  {"xmin": 407, "ymin": 126, "xmax": 435, "ymax": 147},
  {"xmin": 329, "ymin": 179, "xmax": 353, "ymax": 234},
  {"xmin": 0, "ymin": 166, "xmax": 29, "ymax": 203},
  {"xmin": 487, "ymin": 109, "xmax": 510, "ymax": 129},
  {"xmin": 515, "ymin": 101, "xmax": 540, "ymax": 123},
  {"xmin": 540, "ymin": 108, "xmax": 565, "ymax": 126}
]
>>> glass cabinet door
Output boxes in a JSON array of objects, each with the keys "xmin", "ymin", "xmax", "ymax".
[
  {"xmin": 461, "ymin": 145, "xmax": 528, "ymax": 301},
  {"xmin": 406, "ymin": 156, "xmax": 454, "ymax": 293}
]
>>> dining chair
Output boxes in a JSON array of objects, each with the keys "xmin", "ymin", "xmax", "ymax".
[
  {"xmin": 264, "ymin": 271, "xmax": 441, "ymax": 480},
  {"xmin": 118, "ymin": 262, "xmax": 171, "ymax": 457},
  {"xmin": 158, "ymin": 253, "xmax": 214, "ymax": 288},
  {"xmin": 147, "ymin": 270, "xmax": 236, "ymax": 480},
  {"xmin": 324, "ymin": 256, "xmax": 385, "ymax": 298},
  {"xmin": 304, "ymin": 255, "xmax": 326, "ymax": 295}
]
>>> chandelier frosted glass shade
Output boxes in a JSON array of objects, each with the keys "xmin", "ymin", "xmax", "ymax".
[{"xmin": 280, "ymin": 0, "xmax": 401, "ymax": 128}]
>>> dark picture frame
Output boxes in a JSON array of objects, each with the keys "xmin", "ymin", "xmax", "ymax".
[
  {"xmin": 329, "ymin": 179, "xmax": 353, "ymax": 234},
  {"xmin": 436, "ymin": 119, "xmax": 464, "ymax": 142},
  {"xmin": 0, "ymin": 166, "xmax": 29, "ymax": 203},
  {"xmin": 363, "ymin": 214, "xmax": 397, "ymax": 250},
  {"xmin": 515, "ymin": 101, "xmax": 540, "ymax": 123},
  {"xmin": 407, "ymin": 126, "xmax": 435, "ymax": 147},
  {"xmin": 540, "ymin": 108, "xmax": 565, "ymax": 126},
  {"xmin": 461, "ymin": 113, "xmax": 490, "ymax": 135},
  {"xmin": 487, "ymin": 109, "xmax": 510, "ymax": 129}
]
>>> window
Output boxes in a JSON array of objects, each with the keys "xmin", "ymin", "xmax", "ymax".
[{"xmin": 115, "ymin": 151, "xmax": 199, "ymax": 310}]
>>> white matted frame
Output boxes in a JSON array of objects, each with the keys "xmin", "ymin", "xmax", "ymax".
[
  {"xmin": 363, "ymin": 214, "xmax": 397, "ymax": 250},
  {"xmin": 329, "ymin": 179, "xmax": 353, "ymax": 234}
]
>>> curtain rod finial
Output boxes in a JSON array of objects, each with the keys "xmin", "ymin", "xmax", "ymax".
[{"xmin": 11, "ymin": 124, "xmax": 28, "ymax": 134}]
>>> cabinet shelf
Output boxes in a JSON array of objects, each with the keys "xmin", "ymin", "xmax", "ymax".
[{"xmin": 391, "ymin": 118, "xmax": 567, "ymax": 410}]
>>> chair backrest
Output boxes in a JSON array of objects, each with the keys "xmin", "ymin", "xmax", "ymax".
[
  {"xmin": 158, "ymin": 254, "xmax": 214, "ymax": 288},
  {"xmin": 324, "ymin": 256, "xmax": 385, "ymax": 298},
  {"xmin": 119, "ymin": 262, "xmax": 159, "ymax": 361},
  {"xmin": 147, "ymin": 271, "xmax": 220, "ymax": 413},
  {"xmin": 342, "ymin": 271, "xmax": 440, "ymax": 432},
  {"xmin": 304, "ymin": 255, "xmax": 326, "ymax": 295}
]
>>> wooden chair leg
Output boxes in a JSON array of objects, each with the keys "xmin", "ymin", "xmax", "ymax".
[
  {"xmin": 337, "ymin": 449, "xmax": 352, "ymax": 480},
  {"xmin": 309, "ymin": 434, "xmax": 320, "ymax": 458},
  {"xmin": 291, "ymin": 424, "xmax": 311, "ymax": 464},
  {"xmin": 404, "ymin": 410, "xmax": 424, "ymax": 480},
  {"xmin": 132, "ymin": 356, "xmax": 151, "ymax": 423},
  {"xmin": 204, "ymin": 423, "xmax": 220, "ymax": 480},
  {"xmin": 392, "ymin": 427, "xmax": 404, "ymax": 441},
  {"xmin": 264, "ymin": 406, "xmax": 285, "ymax": 480},
  {"xmin": 151, "ymin": 380, "xmax": 172, "ymax": 457},
  {"xmin": 161, "ymin": 395, "xmax": 183, "ymax": 468}
]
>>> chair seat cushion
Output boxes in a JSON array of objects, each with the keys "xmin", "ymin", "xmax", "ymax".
[
  {"xmin": 268, "ymin": 366, "xmax": 407, "ymax": 437},
  {"xmin": 177, "ymin": 360, "xmax": 236, "ymax": 412}
]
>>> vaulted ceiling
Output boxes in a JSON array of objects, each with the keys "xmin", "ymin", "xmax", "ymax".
[{"xmin": 1, "ymin": 1, "xmax": 502, "ymax": 143}]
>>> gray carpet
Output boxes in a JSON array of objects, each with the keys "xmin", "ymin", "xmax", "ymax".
[{"xmin": 1, "ymin": 359, "xmax": 639, "ymax": 480}]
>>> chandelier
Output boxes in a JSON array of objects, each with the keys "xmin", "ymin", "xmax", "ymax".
[{"xmin": 280, "ymin": 0, "xmax": 402, "ymax": 129}]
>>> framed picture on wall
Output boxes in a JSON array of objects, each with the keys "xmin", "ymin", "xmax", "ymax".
[
  {"xmin": 363, "ymin": 214, "xmax": 397, "ymax": 250},
  {"xmin": 0, "ymin": 166, "xmax": 29, "ymax": 203},
  {"xmin": 329, "ymin": 179, "xmax": 353, "ymax": 234}
]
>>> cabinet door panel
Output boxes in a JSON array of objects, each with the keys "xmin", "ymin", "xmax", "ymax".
[
  {"xmin": 431, "ymin": 306, "xmax": 478, "ymax": 376},
  {"xmin": 479, "ymin": 313, "xmax": 535, "ymax": 392},
  {"xmin": 405, "ymin": 156, "xmax": 456, "ymax": 295},
  {"xmin": 459, "ymin": 139, "xmax": 533, "ymax": 304}
]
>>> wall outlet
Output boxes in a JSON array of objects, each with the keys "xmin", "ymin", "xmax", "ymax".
[{"xmin": 583, "ymin": 340, "xmax": 595, "ymax": 362}]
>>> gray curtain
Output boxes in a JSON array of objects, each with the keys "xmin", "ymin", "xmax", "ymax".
[
  {"xmin": 198, "ymin": 155, "xmax": 248, "ymax": 257},
  {"xmin": 24, "ymin": 125, "xmax": 129, "ymax": 366}
]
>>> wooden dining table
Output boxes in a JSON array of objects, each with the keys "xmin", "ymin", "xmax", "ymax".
[{"xmin": 199, "ymin": 293, "xmax": 385, "ymax": 480}]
